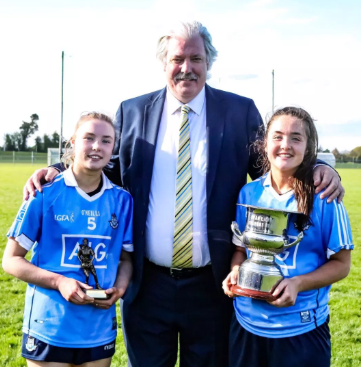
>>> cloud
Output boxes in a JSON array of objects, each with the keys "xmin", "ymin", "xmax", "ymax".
[
  {"xmin": 292, "ymin": 78, "xmax": 314, "ymax": 85},
  {"xmin": 281, "ymin": 16, "xmax": 318, "ymax": 24},
  {"xmin": 0, "ymin": 0, "xmax": 360, "ymax": 152},
  {"xmin": 317, "ymin": 121, "xmax": 361, "ymax": 136},
  {"xmin": 225, "ymin": 74, "xmax": 258, "ymax": 81}
]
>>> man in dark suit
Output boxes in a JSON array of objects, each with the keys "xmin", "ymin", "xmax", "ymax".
[
  {"xmin": 24, "ymin": 21, "xmax": 343, "ymax": 367},
  {"xmin": 103, "ymin": 21, "xmax": 343, "ymax": 367}
]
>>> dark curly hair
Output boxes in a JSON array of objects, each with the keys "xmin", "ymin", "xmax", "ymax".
[{"xmin": 255, "ymin": 107, "xmax": 318, "ymax": 227}]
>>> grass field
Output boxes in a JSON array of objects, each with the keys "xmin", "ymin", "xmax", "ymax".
[{"xmin": 0, "ymin": 164, "xmax": 360, "ymax": 367}]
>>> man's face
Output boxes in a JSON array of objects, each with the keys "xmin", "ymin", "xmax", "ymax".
[{"xmin": 164, "ymin": 35, "xmax": 208, "ymax": 103}]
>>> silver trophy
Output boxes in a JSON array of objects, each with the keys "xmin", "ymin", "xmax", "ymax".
[{"xmin": 231, "ymin": 205, "xmax": 304, "ymax": 301}]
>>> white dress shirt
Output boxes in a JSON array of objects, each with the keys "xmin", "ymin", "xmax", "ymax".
[{"xmin": 145, "ymin": 87, "xmax": 210, "ymax": 267}]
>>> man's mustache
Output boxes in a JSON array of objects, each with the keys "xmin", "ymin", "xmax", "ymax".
[{"xmin": 174, "ymin": 73, "xmax": 198, "ymax": 81}]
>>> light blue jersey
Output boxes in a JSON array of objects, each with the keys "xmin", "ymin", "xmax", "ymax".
[
  {"xmin": 7, "ymin": 169, "xmax": 133, "ymax": 348},
  {"xmin": 233, "ymin": 172, "xmax": 353, "ymax": 338}
]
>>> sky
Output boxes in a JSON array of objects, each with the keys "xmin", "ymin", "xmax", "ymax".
[{"xmin": 0, "ymin": 0, "xmax": 360, "ymax": 152}]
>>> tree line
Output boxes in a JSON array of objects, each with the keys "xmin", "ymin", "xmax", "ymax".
[
  {"xmin": 2, "ymin": 114, "xmax": 62, "ymax": 153},
  {"xmin": 318, "ymin": 146, "xmax": 361, "ymax": 163},
  {"xmin": 3, "ymin": 114, "xmax": 360, "ymax": 161},
  {"xmin": 332, "ymin": 147, "xmax": 361, "ymax": 163}
]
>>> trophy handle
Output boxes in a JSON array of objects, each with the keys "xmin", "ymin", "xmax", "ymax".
[
  {"xmin": 283, "ymin": 231, "xmax": 304, "ymax": 249},
  {"xmin": 231, "ymin": 221, "xmax": 244, "ymax": 243}
]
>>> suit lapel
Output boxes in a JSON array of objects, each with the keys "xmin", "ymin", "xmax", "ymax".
[
  {"xmin": 206, "ymin": 85, "xmax": 225, "ymax": 202},
  {"xmin": 141, "ymin": 88, "xmax": 166, "ymax": 203},
  {"xmin": 140, "ymin": 85, "xmax": 225, "ymax": 204}
]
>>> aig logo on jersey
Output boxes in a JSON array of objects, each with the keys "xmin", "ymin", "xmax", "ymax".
[{"xmin": 61, "ymin": 235, "xmax": 111, "ymax": 268}]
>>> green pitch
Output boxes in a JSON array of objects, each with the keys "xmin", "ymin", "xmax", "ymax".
[{"xmin": 0, "ymin": 164, "xmax": 360, "ymax": 366}]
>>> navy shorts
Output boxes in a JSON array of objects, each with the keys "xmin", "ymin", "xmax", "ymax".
[
  {"xmin": 229, "ymin": 313, "xmax": 331, "ymax": 367},
  {"xmin": 22, "ymin": 333, "xmax": 116, "ymax": 364}
]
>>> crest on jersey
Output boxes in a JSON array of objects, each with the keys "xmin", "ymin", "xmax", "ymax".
[
  {"xmin": 16, "ymin": 208, "xmax": 27, "ymax": 222},
  {"xmin": 109, "ymin": 214, "xmax": 119, "ymax": 229},
  {"xmin": 293, "ymin": 220, "xmax": 311, "ymax": 232},
  {"xmin": 300, "ymin": 310, "xmax": 311, "ymax": 323},
  {"xmin": 25, "ymin": 336, "xmax": 37, "ymax": 352}
]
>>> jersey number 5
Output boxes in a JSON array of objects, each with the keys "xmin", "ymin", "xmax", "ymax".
[{"xmin": 88, "ymin": 217, "xmax": 96, "ymax": 230}]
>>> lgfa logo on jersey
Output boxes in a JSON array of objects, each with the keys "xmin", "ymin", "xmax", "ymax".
[
  {"xmin": 109, "ymin": 214, "xmax": 119, "ymax": 229},
  {"xmin": 55, "ymin": 213, "xmax": 75, "ymax": 222}
]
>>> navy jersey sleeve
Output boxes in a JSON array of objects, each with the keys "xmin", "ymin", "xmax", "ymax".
[
  {"xmin": 319, "ymin": 198, "xmax": 353, "ymax": 258},
  {"xmin": 7, "ymin": 194, "xmax": 43, "ymax": 251}
]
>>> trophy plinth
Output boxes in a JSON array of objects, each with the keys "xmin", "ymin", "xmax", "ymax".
[
  {"xmin": 86, "ymin": 289, "xmax": 110, "ymax": 300},
  {"xmin": 231, "ymin": 205, "xmax": 304, "ymax": 301},
  {"xmin": 230, "ymin": 285, "xmax": 279, "ymax": 301}
]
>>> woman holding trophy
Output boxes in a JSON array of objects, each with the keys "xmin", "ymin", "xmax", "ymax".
[
  {"xmin": 223, "ymin": 107, "xmax": 353, "ymax": 367},
  {"xmin": 3, "ymin": 112, "xmax": 133, "ymax": 367}
]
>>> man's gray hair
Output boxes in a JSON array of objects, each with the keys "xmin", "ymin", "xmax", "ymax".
[{"xmin": 156, "ymin": 21, "xmax": 218, "ymax": 71}]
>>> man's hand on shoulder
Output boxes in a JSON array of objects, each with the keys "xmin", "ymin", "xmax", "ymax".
[
  {"xmin": 23, "ymin": 167, "xmax": 60, "ymax": 200},
  {"xmin": 313, "ymin": 165, "xmax": 345, "ymax": 204}
]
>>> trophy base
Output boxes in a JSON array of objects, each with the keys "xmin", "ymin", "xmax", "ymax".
[
  {"xmin": 85, "ymin": 289, "xmax": 110, "ymax": 300},
  {"xmin": 231, "ymin": 284, "xmax": 279, "ymax": 301}
]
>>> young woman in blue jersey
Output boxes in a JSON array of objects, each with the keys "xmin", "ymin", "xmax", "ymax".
[
  {"xmin": 3, "ymin": 112, "xmax": 133, "ymax": 367},
  {"xmin": 223, "ymin": 107, "xmax": 353, "ymax": 367}
]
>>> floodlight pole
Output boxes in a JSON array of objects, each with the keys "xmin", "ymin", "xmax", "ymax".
[
  {"xmin": 272, "ymin": 69, "xmax": 275, "ymax": 113},
  {"xmin": 59, "ymin": 51, "xmax": 64, "ymax": 161}
]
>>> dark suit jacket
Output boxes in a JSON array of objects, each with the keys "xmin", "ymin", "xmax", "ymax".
[{"xmin": 105, "ymin": 84, "xmax": 264, "ymax": 304}]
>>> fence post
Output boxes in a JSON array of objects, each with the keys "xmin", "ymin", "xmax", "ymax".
[
  {"xmin": 31, "ymin": 151, "xmax": 34, "ymax": 164},
  {"xmin": 13, "ymin": 151, "xmax": 15, "ymax": 164}
]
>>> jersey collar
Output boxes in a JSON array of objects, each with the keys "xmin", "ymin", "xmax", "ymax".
[
  {"xmin": 63, "ymin": 168, "xmax": 113, "ymax": 201},
  {"xmin": 263, "ymin": 171, "xmax": 294, "ymax": 202}
]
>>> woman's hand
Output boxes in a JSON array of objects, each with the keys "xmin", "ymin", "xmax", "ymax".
[
  {"xmin": 269, "ymin": 249, "xmax": 351, "ymax": 308},
  {"xmin": 56, "ymin": 276, "xmax": 94, "ymax": 305},
  {"xmin": 222, "ymin": 246, "xmax": 247, "ymax": 299},
  {"xmin": 93, "ymin": 286, "xmax": 126, "ymax": 310},
  {"xmin": 222, "ymin": 266, "xmax": 240, "ymax": 298},
  {"xmin": 93, "ymin": 250, "xmax": 133, "ymax": 310},
  {"xmin": 267, "ymin": 277, "xmax": 301, "ymax": 307}
]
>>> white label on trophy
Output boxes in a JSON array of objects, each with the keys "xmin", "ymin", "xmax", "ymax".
[{"xmin": 247, "ymin": 214, "xmax": 273, "ymax": 234}]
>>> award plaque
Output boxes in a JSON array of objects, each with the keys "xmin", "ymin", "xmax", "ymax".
[
  {"xmin": 231, "ymin": 205, "xmax": 304, "ymax": 301},
  {"xmin": 77, "ymin": 238, "xmax": 110, "ymax": 300}
]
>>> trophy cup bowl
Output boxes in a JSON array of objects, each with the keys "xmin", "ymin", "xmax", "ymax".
[{"xmin": 231, "ymin": 205, "xmax": 304, "ymax": 301}]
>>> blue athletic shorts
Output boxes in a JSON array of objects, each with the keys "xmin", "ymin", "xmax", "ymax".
[
  {"xmin": 21, "ymin": 333, "xmax": 116, "ymax": 364},
  {"xmin": 229, "ymin": 313, "xmax": 331, "ymax": 367}
]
